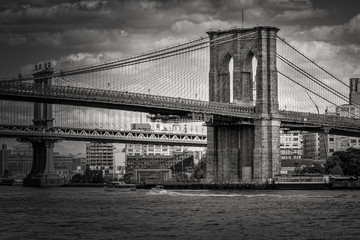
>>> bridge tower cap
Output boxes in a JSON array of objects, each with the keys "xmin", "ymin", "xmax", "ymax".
[{"xmin": 206, "ymin": 25, "xmax": 279, "ymax": 36}]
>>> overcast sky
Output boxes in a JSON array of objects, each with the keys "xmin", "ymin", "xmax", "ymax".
[{"xmin": 0, "ymin": 0, "xmax": 359, "ymax": 79}]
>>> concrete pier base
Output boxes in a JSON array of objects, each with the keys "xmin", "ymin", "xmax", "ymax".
[
  {"xmin": 206, "ymin": 124, "xmax": 254, "ymax": 183},
  {"xmin": 23, "ymin": 173, "xmax": 64, "ymax": 187}
]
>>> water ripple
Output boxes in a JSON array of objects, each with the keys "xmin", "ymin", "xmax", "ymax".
[{"xmin": 1, "ymin": 187, "xmax": 360, "ymax": 240}]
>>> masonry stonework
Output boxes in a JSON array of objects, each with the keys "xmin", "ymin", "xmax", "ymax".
[
  {"xmin": 206, "ymin": 26, "xmax": 280, "ymax": 183},
  {"xmin": 23, "ymin": 67, "xmax": 64, "ymax": 187}
]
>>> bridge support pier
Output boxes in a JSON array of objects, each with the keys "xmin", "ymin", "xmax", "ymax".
[
  {"xmin": 23, "ymin": 138, "xmax": 64, "ymax": 187},
  {"xmin": 253, "ymin": 119, "xmax": 281, "ymax": 183},
  {"xmin": 23, "ymin": 63, "xmax": 64, "ymax": 187},
  {"xmin": 206, "ymin": 124, "xmax": 254, "ymax": 183}
]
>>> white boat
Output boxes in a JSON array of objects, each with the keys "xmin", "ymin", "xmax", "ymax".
[{"xmin": 151, "ymin": 185, "xmax": 167, "ymax": 194}]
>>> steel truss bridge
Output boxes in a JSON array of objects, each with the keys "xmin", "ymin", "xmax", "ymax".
[{"xmin": 0, "ymin": 125, "xmax": 206, "ymax": 146}]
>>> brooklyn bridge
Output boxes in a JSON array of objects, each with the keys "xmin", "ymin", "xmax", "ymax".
[{"xmin": 1, "ymin": 26, "xmax": 360, "ymax": 186}]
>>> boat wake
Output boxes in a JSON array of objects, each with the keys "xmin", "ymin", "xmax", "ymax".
[
  {"xmin": 166, "ymin": 191, "xmax": 279, "ymax": 198},
  {"xmin": 144, "ymin": 190, "xmax": 345, "ymax": 199},
  {"xmin": 146, "ymin": 191, "xmax": 168, "ymax": 196}
]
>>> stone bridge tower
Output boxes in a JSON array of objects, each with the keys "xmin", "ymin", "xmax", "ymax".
[
  {"xmin": 206, "ymin": 26, "xmax": 280, "ymax": 183},
  {"xmin": 22, "ymin": 63, "xmax": 64, "ymax": 187}
]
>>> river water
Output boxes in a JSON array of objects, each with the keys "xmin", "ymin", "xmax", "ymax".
[{"xmin": 0, "ymin": 186, "xmax": 359, "ymax": 240}]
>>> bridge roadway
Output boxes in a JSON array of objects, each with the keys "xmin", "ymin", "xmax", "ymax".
[
  {"xmin": 1, "ymin": 82, "xmax": 360, "ymax": 137},
  {"xmin": 0, "ymin": 125, "xmax": 207, "ymax": 146}
]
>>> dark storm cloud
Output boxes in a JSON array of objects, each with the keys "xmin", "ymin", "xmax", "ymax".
[
  {"xmin": 0, "ymin": 0, "xmax": 324, "ymax": 35},
  {"xmin": 0, "ymin": 0, "xmax": 108, "ymax": 33},
  {"xmin": 0, "ymin": 0, "xmax": 358, "ymax": 79}
]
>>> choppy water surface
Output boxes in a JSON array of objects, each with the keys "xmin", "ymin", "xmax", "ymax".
[{"xmin": 1, "ymin": 187, "xmax": 360, "ymax": 240}]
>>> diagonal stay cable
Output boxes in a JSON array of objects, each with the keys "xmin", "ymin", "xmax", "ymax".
[
  {"xmin": 278, "ymin": 70, "xmax": 360, "ymax": 118},
  {"xmin": 277, "ymin": 35, "xmax": 360, "ymax": 102},
  {"xmin": 277, "ymin": 36, "xmax": 349, "ymax": 88},
  {"xmin": 277, "ymin": 53, "xmax": 352, "ymax": 105}
]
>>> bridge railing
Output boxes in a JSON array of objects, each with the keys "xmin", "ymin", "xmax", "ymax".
[
  {"xmin": 280, "ymin": 110, "xmax": 360, "ymax": 129},
  {"xmin": 3, "ymin": 82, "xmax": 360, "ymax": 132},
  {"xmin": 0, "ymin": 82, "xmax": 255, "ymax": 118}
]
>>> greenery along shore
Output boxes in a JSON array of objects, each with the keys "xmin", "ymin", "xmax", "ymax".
[{"xmin": 69, "ymin": 148, "xmax": 360, "ymax": 185}]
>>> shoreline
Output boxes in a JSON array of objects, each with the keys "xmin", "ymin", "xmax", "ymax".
[{"xmin": 58, "ymin": 182, "xmax": 360, "ymax": 190}]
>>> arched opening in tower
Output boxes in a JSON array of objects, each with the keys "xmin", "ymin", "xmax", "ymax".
[
  {"xmin": 252, "ymin": 56, "xmax": 257, "ymax": 105},
  {"xmin": 237, "ymin": 50, "xmax": 257, "ymax": 106},
  {"xmin": 229, "ymin": 57, "xmax": 234, "ymax": 103}
]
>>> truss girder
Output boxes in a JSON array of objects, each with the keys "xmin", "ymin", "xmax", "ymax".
[{"xmin": 0, "ymin": 125, "xmax": 207, "ymax": 146}]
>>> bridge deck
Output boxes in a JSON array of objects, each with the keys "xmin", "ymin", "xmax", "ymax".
[{"xmin": 1, "ymin": 82, "xmax": 360, "ymax": 137}]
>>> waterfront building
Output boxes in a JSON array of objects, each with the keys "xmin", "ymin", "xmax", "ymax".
[
  {"xmin": 126, "ymin": 151, "xmax": 194, "ymax": 182},
  {"xmin": 125, "ymin": 144, "xmax": 173, "ymax": 156},
  {"xmin": 336, "ymin": 104, "xmax": 360, "ymax": 119},
  {"xmin": 133, "ymin": 169, "xmax": 172, "ymax": 183},
  {"xmin": 1, "ymin": 143, "xmax": 85, "ymax": 180},
  {"xmin": 302, "ymin": 86, "xmax": 360, "ymax": 160},
  {"xmin": 298, "ymin": 131, "xmax": 360, "ymax": 161},
  {"xmin": 280, "ymin": 130, "xmax": 303, "ymax": 160},
  {"xmin": 86, "ymin": 142, "xmax": 115, "ymax": 171},
  {"xmin": 126, "ymin": 152, "xmax": 193, "ymax": 173},
  {"xmin": 324, "ymin": 97, "xmax": 360, "ymax": 156},
  {"xmin": 5, "ymin": 143, "xmax": 33, "ymax": 178},
  {"xmin": 126, "ymin": 122, "xmax": 190, "ymax": 157},
  {"xmin": 303, "ymin": 133, "xmax": 323, "ymax": 160},
  {"xmin": 0, "ymin": 144, "xmax": 11, "ymax": 176}
]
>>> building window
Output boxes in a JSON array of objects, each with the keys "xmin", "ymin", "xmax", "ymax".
[
  {"xmin": 329, "ymin": 138, "xmax": 334, "ymax": 142},
  {"xmin": 329, "ymin": 149, "xmax": 334, "ymax": 152}
]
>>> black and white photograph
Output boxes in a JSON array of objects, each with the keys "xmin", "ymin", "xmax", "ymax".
[{"xmin": 0, "ymin": 0, "xmax": 360, "ymax": 239}]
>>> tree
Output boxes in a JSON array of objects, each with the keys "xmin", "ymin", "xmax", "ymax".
[
  {"xmin": 71, "ymin": 169, "xmax": 104, "ymax": 183},
  {"xmin": 325, "ymin": 148, "xmax": 360, "ymax": 176},
  {"xmin": 324, "ymin": 155, "xmax": 341, "ymax": 173},
  {"xmin": 194, "ymin": 160, "xmax": 206, "ymax": 179},
  {"xmin": 299, "ymin": 162, "xmax": 324, "ymax": 174},
  {"xmin": 71, "ymin": 173, "xmax": 83, "ymax": 183},
  {"xmin": 123, "ymin": 173, "xmax": 133, "ymax": 183},
  {"xmin": 329, "ymin": 165, "xmax": 344, "ymax": 176}
]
